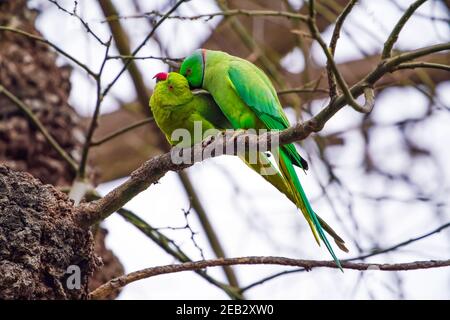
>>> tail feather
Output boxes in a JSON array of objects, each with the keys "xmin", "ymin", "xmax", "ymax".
[
  {"xmin": 278, "ymin": 149, "xmax": 343, "ymax": 271},
  {"xmin": 241, "ymin": 153, "xmax": 348, "ymax": 253},
  {"xmin": 238, "ymin": 150, "xmax": 345, "ymax": 270}
]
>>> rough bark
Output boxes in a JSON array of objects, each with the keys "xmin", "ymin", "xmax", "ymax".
[
  {"xmin": 0, "ymin": 1, "xmax": 123, "ymax": 299},
  {"xmin": 0, "ymin": 0, "xmax": 81, "ymax": 186},
  {"xmin": 0, "ymin": 165, "xmax": 98, "ymax": 299},
  {"xmin": 88, "ymin": 227, "xmax": 125, "ymax": 299}
]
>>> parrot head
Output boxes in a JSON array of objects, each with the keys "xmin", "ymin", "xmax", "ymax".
[
  {"xmin": 180, "ymin": 49, "xmax": 205, "ymax": 89},
  {"xmin": 152, "ymin": 72, "xmax": 192, "ymax": 104}
]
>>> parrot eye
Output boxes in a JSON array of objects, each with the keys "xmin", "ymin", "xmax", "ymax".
[
  {"xmin": 186, "ymin": 68, "xmax": 192, "ymax": 76},
  {"xmin": 168, "ymin": 84, "xmax": 174, "ymax": 90}
]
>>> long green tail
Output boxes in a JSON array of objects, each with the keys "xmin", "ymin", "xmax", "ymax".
[
  {"xmin": 278, "ymin": 149, "xmax": 343, "ymax": 271},
  {"xmin": 238, "ymin": 151, "xmax": 347, "ymax": 265}
]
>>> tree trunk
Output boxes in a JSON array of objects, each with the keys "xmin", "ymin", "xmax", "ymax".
[{"xmin": 0, "ymin": 0, "xmax": 123, "ymax": 299}]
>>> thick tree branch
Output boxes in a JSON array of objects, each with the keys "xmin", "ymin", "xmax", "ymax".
[{"xmin": 89, "ymin": 257, "xmax": 450, "ymax": 299}]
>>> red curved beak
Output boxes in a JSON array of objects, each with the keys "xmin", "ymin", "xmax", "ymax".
[{"xmin": 153, "ymin": 72, "xmax": 168, "ymax": 82}]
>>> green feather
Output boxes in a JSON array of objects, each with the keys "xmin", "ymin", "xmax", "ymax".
[{"xmin": 279, "ymin": 150, "xmax": 343, "ymax": 271}]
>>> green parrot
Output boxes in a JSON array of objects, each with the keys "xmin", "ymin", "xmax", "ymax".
[
  {"xmin": 150, "ymin": 71, "xmax": 347, "ymax": 264},
  {"xmin": 179, "ymin": 49, "xmax": 345, "ymax": 268},
  {"xmin": 150, "ymin": 71, "xmax": 229, "ymax": 147}
]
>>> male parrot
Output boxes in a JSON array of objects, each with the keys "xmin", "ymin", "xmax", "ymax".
[
  {"xmin": 180, "ymin": 49, "xmax": 346, "ymax": 267},
  {"xmin": 150, "ymin": 71, "xmax": 347, "ymax": 267}
]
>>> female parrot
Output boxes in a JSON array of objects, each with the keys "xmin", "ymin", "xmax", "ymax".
[
  {"xmin": 150, "ymin": 71, "xmax": 347, "ymax": 266},
  {"xmin": 179, "ymin": 49, "xmax": 345, "ymax": 268}
]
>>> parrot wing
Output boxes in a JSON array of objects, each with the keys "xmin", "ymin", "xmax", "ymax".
[
  {"xmin": 228, "ymin": 61, "xmax": 308, "ymax": 170},
  {"xmin": 228, "ymin": 60, "xmax": 342, "ymax": 269}
]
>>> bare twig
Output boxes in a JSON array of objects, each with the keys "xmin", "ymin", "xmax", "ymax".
[
  {"xmin": 181, "ymin": 205, "xmax": 206, "ymax": 260},
  {"xmin": 277, "ymin": 87, "xmax": 329, "ymax": 95},
  {"xmin": 78, "ymin": 38, "xmax": 112, "ymax": 177},
  {"xmin": 107, "ymin": 54, "xmax": 182, "ymax": 68},
  {"xmin": 48, "ymin": 0, "xmax": 108, "ymax": 46},
  {"xmin": 392, "ymin": 61, "xmax": 450, "ymax": 72},
  {"xmin": 327, "ymin": 0, "xmax": 358, "ymax": 100},
  {"xmin": 89, "ymin": 257, "xmax": 450, "ymax": 299},
  {"xmin": 98, "ymin": 0, "xmax": 151, "ymax": 111},
  {"xmin": 308, "ymin": 0, "xmax": 375, "ymax": 113},
  {"xmin": 0, "ymin": 85, "xmax": 78, "ymax": 172},
  {"xmin": 101, "ymin": 0, "xmax": 189, "ymax": 99},
  {"xmin": 0, "ymin": 26, "xmax": 96, "ymax": 78},
  {"xmin": 353, "ymin": 221, "xmax": 450, "ymax": 261},
  {"xmin": 90, "ymin": 117, "xmax": 154, "ymax": 147},
  {"xmin": 102, "ymin": 9, "xmax": 309, "ymax": 23},
  {"xmin": 382, "ymin": 0, "xmax": 428, "ymax": 59}
]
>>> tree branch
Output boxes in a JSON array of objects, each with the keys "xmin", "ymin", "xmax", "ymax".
[
  {"xmin": 98, "ymin": 0, "xmax": 151, "ymax": 111},
  {"xmin": 308, "ymin": 0, "xmax": 375, "ymax": 113},
  {"xmin": 239, "ymin": 221, "xmax": 450, "ymax": 293},
  {"xmin": 0, "ymin": 26, "xmax": 97, "ymax": 78},
  {"xmin": 49, "ymin": 0, "xmax": 108, "ymax": 46},
  {"xmin": 392, "ymin": 61, "xmax": 450, "ymax": 72},
  {"xmin": 90, "ymin": 117, "xmax": 154, "ymax": 147},
  {"xmin": 78, "ymin": 38, "xmax": 112, "ymax": 178},
  {"xmin": 106, "ymin": 54, "xmax": 182, "ymax": 68},
  {"xmin": 326, "ymin": 0, "xmax": 357, "ymax": 100},
  {"xmin": 101, "ymin": 0, "xmax": 189, "ymax": 98},
  {"xmin": 89, "ymin": 256, "xmax": 450, "ymax": 299},
  {"xmin": 382, "ymin": 0, "xmax": 427, "ymax": 59},
  {"xmin": 102, "ymin": 9, "xmax": 309, "ymax": 23}
]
